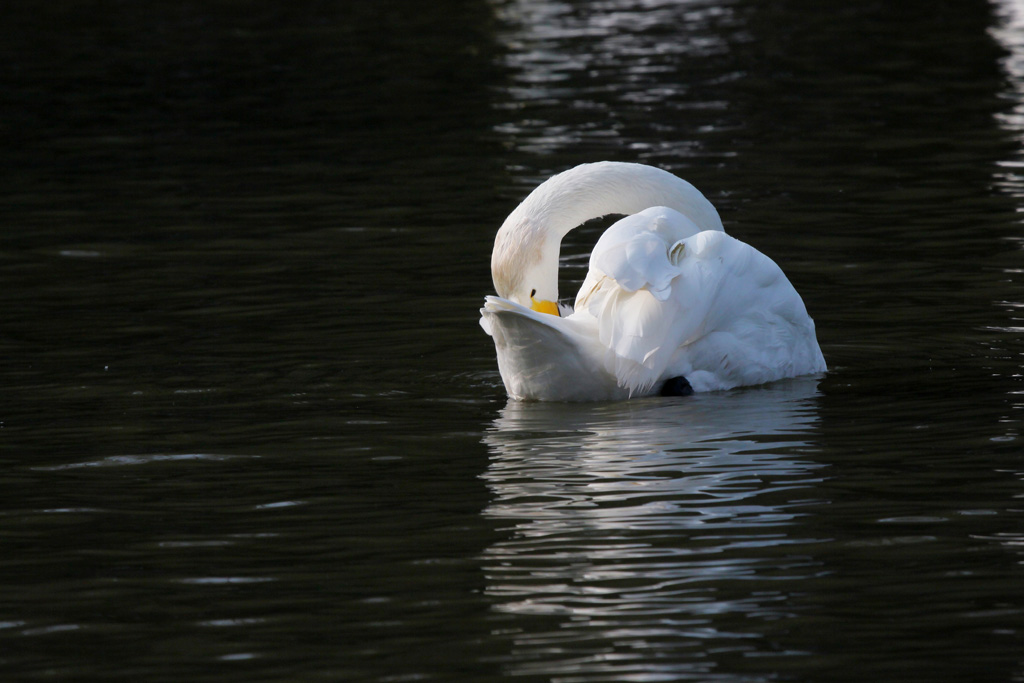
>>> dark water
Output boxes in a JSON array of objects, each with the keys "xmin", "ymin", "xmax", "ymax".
[{"xmin": 2, "ymin": 0, "xmax": 1024, "ymax": 680}]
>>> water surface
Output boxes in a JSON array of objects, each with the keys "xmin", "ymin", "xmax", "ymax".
[{"xmin": 1, "ymin": 0, "xmax": 1023, "ymax": 681}]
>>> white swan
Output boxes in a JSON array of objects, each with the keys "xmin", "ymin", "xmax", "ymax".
[{"xmin": 479, "ymin": 162, "xmax": 826, "ymax": 401}]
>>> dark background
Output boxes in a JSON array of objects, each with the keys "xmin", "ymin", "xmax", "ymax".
[{"xmin": 1, "ymin": 1, "xmax": 1022, "ymax": 681}]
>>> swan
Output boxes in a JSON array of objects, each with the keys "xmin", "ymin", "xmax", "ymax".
[{"xmin": 479, "ymin": 161, "xmax": 826, "ymax": 401}]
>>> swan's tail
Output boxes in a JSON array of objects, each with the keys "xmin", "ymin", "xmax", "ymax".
[{"xmin": 480, "ymin": 296, "xmax": 624, "ymax": 401}]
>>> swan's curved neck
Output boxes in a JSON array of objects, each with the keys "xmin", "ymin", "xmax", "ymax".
[
  {"xmin": 489, "ymin": 161, "xmax": 720, "ymax": 305},
  {"xmin": 490, "ymin": 161, "xmax": 722, "ymax": 306}
]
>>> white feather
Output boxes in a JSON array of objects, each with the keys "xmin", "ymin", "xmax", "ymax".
[{"xmin": 480, "ymin": 163, "xmax": 826, "ymax": 401}]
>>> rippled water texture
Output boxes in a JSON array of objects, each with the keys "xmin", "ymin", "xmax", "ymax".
[{"xmin": 2, "ymin": 0, "xmax": 1024, "ymax": 681}]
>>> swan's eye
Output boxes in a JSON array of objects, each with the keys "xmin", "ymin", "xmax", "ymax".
[{"xmin": 530, "ymin": 289, "xmax": 537, "ymax": 298}]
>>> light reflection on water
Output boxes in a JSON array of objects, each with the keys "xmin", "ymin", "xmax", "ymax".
[
  {"xmin": 987, "ymin": 0, "xmax": 1024, "ymax": 435},
  {"xmin": 491, "ymin": 0, "xmax": 741, "ymax": 165},
  {"xmin": 481, "ymin": 380, "xmax": 827, "ymax": 678}
]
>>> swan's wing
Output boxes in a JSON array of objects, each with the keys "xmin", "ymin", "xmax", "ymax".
[
  {"xmin": 572, "ymin": 210, "xmax": 711, "ymax": 395},
  {"xmin": 577, "ymin": 206, "xmax": 709, "ymax": 301},
  {"xmin": 574, "ymin": 271, "xmax": 706, "ymax": 397},
  {"xmin": 480, "ymin": 296, "xmax": 625, "ymax": 401},
  {"xmin": 573, "ymin": 221, "xmax": 825, "ymax": 396}
]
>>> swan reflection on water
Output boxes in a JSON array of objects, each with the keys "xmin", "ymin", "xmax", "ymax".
[{"xmin": 480, "ymin": 379, "xmax": 827, "ymax": 677}]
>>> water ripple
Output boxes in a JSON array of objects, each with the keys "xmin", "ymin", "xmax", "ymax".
[
  {"xmin": 481, "ymin": 381, "xmax": 827, "ymax": 677},
  {"xmin": 32, "ymin": 452, "xmax": 256, "ymax": 471}
]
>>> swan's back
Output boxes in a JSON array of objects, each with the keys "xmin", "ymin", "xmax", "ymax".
[{"xmin": 571, "ymin": 214, "xmax": 826, "ymax": 394}]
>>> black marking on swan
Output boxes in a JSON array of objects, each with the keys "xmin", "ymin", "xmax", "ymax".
[{"xmin": 660, "ymin": 376, "xmax": 694, "ymax": 397}]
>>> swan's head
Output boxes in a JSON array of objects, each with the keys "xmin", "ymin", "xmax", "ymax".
[{"xmin": 491, "ymin": 215, "xmax": 562, "ymax": 316}]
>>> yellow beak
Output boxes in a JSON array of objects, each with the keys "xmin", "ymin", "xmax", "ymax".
[{"xmin": 530, "ymin": 296, "xmax": 560, "ymax": 317}]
